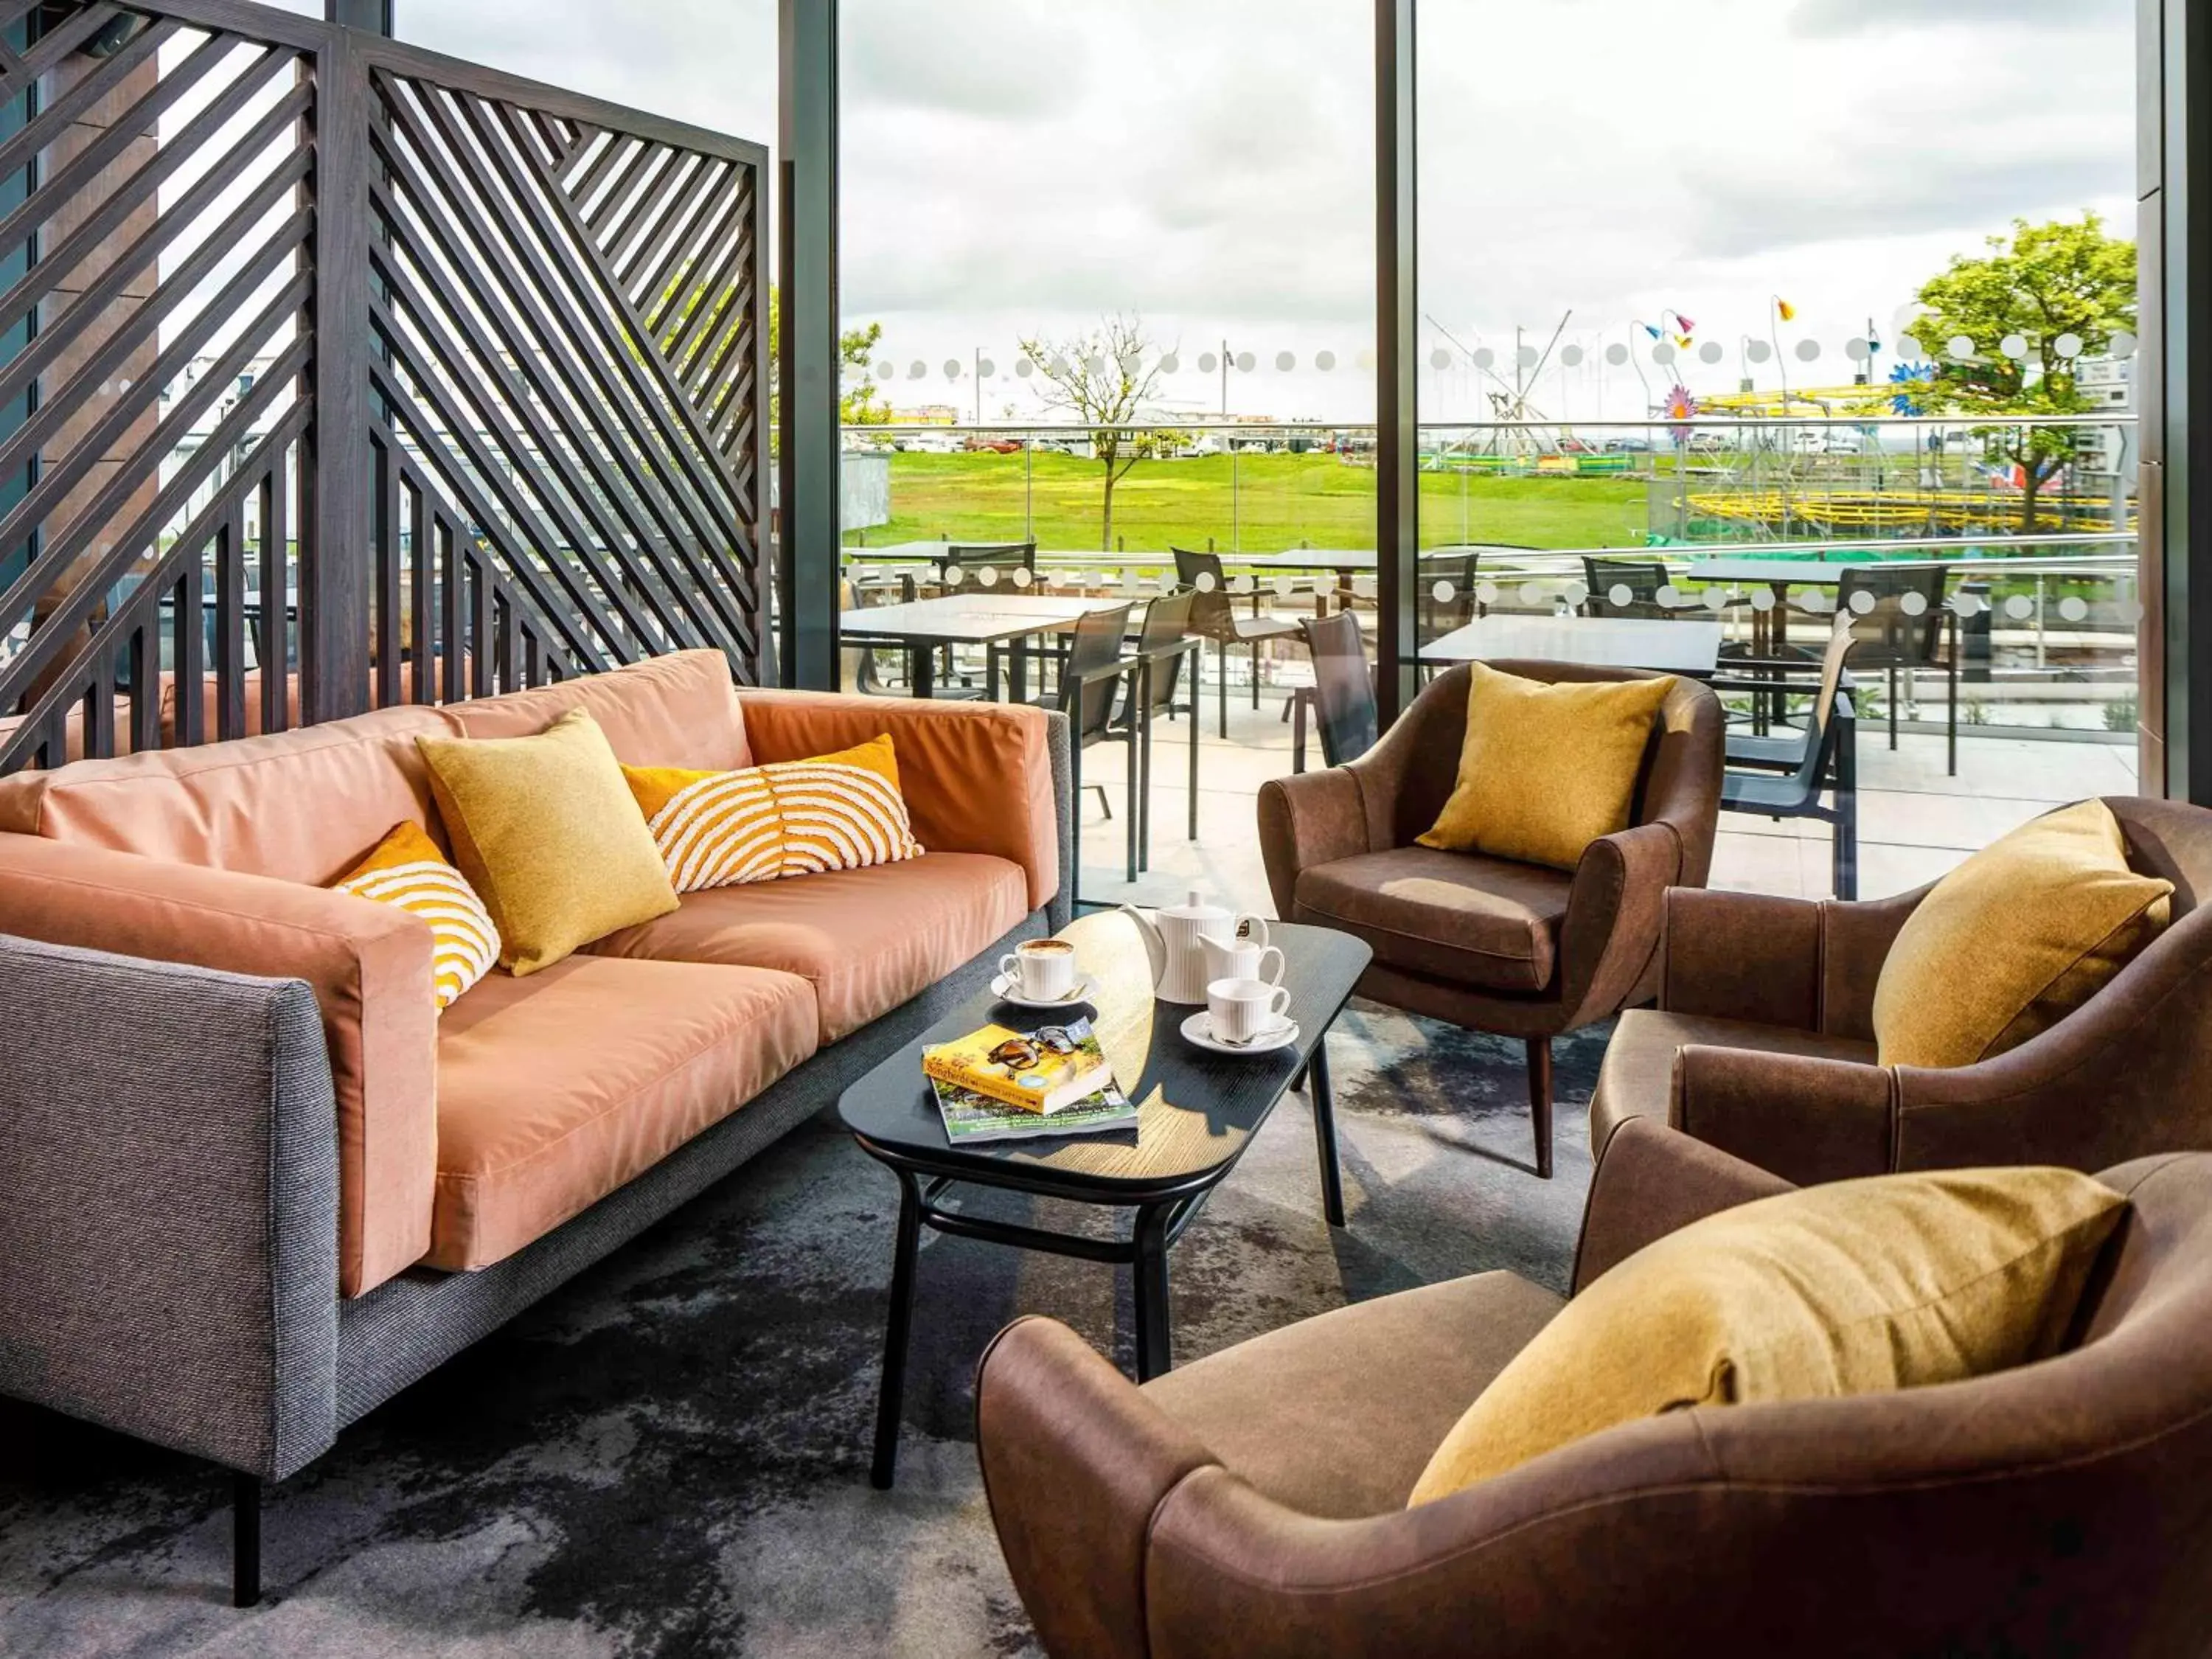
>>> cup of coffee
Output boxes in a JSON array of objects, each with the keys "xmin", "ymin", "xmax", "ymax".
[
  {"xmin": 1206, "ymin": 976, "xmax": 1292, "ymax": 1045},
  {"xmin": 1001, "ymin": 938, "xmax": 1079, "ymax": 1001}
]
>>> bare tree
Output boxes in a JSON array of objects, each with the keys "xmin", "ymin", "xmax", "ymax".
[{"xmin": 1018, "ymin": 314, "xmax": 1166, "ymax": 550}]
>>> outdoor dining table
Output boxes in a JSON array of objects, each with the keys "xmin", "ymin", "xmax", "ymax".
[
  {"xmin": 1419, "ymin": 614, "xmax": 1725, "ymax": 676},
  {"xmin": 837, "ymin": 594, "xmax": 1121, "ymax": 700}
]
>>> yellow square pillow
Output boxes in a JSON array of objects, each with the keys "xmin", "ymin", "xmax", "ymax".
[
  {"xmin": 331, "ymin": 821, "xmax": 500, "ymax": 1011},
  {"xmin": 1417, "ymin": 663, "xmax": 1674, "ymax": 871},
  {"xmin": 1873, "ymin": 799, "xmax": 2173, "ymax": 1069},
  {"xmin": 623, "ymin": 733, "xmax": 924, "ymax": 894},
  {"xmin": 417, "ymin": 709, "xmax": 679, "ymax": 976},
  {"xmin": 1408, "ymin": 1166, "xmax": 2126, "ymax": 1506}
]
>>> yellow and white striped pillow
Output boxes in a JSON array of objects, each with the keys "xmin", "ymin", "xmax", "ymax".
[
  {"xmin": 624, "ymin": 734, "xmax": 925, "ymax": 894},
  {"xmin": 332, "ymin": 821, "xmax": 501, "ymax": 1009}
]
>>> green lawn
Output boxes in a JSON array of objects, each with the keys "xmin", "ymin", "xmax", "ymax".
[{"xmin": 844, "ymin": 450, "xmax": 1650, "ymax": 553}]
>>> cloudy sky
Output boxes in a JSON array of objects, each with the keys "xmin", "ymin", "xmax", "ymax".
[{"xmin": 391, "ymin": 0, "xmax": 2135, "ymax": 422}]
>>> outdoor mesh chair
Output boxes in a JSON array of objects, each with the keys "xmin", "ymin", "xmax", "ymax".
[
  {"xmin": 1291, "ymin": 609, "xmax": 1378, "ymax": 774},
  {"xmin": 1582, "ymin": 556, "xmax": 1677, "ymax": 620},
  {"xmin": 1715, "ymin": 621, "xmax": 1860, "ymax": 899},
  {"xmin": 1123, "ymin": 587, "xmax": 1203, "ymax": 855},
  {"xmin": 1029, "ymin": 599, "xmax": 1138, "ymax": 886},
  {"xmin": 1834, "ymin": 562, "xmax": 1956, "ymax": 776},
  {"xmin": 1172, "ymin": 548, "xmax": 1304, "ymax": 738}
]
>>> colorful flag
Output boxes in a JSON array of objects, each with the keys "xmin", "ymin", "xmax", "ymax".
[
  {"xmin": 1775, "ymin": 298, "xmax": 1798, "ymax": 322},
  {"xmin": 1674, "ymin": 313, "xmax": 1698, "ymax": 335}
]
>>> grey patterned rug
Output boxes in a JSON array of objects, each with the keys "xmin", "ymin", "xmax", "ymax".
[{"xmin": 0, "ymin": 1003, "xmax": 1606, "ymax": 1659}]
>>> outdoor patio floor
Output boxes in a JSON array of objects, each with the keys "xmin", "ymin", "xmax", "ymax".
[{"xmin": 1065, "ymin": 689, "xmax": 2139, "ymax": 914}]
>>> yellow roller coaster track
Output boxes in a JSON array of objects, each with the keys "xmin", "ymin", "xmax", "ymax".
[
  {"xmin": 1694, "ymin": 386, "xmax": 1909, "ymax": 417},
  {"xmin": 1683, "ymin": 488, "xmax": 2137, "ymax": 532}
]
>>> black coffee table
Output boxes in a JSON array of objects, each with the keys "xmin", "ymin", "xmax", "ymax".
[{"xmin": 838, "ymin": 909, "xmax": 1371, "ymax": 1487}]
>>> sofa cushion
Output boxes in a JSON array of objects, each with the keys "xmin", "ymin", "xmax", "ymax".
[
  {"xmin": 444, "ymin": 649, "xmax": 751, "ymax": 772},
  {"xmin": 1591, "ymin": 1007, "xmax": 1879, "ymax": 1151},
  {"xmin": 589, "ymin": 850, "xmax": 1029, "ymax": 1042},
  {"xmin": 1293, "ymin": 845, "xmax": 1571, "ymax": 994},
  {"xmin": 330, "ymin": 821, "xmax": 499, "ymax": 1010},
  {"xmin": 0, "ymin": 702, "xmax": 453, "ymax": 885},
  {"xmin": 431, "ymin": 954, "xmax": 818, "ymax": 1270}
]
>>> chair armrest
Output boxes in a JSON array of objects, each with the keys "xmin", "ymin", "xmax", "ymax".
[
  {"xmin": 1557, "ymin": 821, "xmax": 1683, "ymax": 1025},
  {"xmin": 0, "ymin": 833, "xmax": 436, "ymax": 1297},
  {"xmin": 975, "ymin": 1315, "xmax": 1217, "ymax": 1659},
  {"xmin": 1660, "ymin": 888, "xmax": 1825, "ymax": 1029},
  {"xmin": 734, "ymin": 688, "xmax": 1063, "ymax": 914},
  {"xmin": 1573, "ymin": 1117, "xmax": 1795, "ymax": 1291},
  {"xmin": 1256, "ymin": 767, "xmax": 1374, "ymax": 921},
  {"xmin": 0, "ymin": 935, "xmax": 340, "ymax": 1479},
  {"xmin": 1670, "ymin": 1045, "xmax": 1896, "ymax": 1186}
]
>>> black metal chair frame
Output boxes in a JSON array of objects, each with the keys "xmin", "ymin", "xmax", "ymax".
[
  {"xmin": 1172, "ymin": 547, "xmax": 1302, "ymax": 739},
  {"xmin": 1290, "ymin": 609, "xmax": 1379, "ymax": 774},
  {"xmin": 1040, "ymin": 602, "xmax": 1141, "ymax": 897},
  {"xmin": 1833, "ymin": 563, "xmax": 1958, "ymax": 777},
  {"xmin": 1121, "ymin": 588, "xmax": 1204, "ymax": 869},
  {"xmin": 1714, "ymin": 627, "xmax": 1861, "ymax": 899}
]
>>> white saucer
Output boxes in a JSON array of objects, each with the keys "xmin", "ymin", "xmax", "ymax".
[
  {"xmin": 990, "ymin": 972, "xmax": 1100, "ymax": 1010},
  {"xmin": 1180, "ymin": 1009, "xmax": 1300, "ymax": 1056}
]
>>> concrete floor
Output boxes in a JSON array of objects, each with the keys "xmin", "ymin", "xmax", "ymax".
[{"xmin": 1067, "ymin": 689, "xmax": 2138, "ymax": 916}]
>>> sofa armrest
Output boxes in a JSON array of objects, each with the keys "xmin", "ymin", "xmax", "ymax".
[
  {"xmin": 734, "ymin": 689, "xmax": 1062, "ymax": 914},
  {"xmin": 0, "ymin": 833, "xmax": 437, "ymax": 1296},
  {"xmin": 1659, "ymin": 887, "xmax": 1825, "ymax": 1028},
  {"xmin": 1573, "ymin": 1117, "xmax": 1794, "ymax": 1291},
  {"xmin": 976, "ymin": 1315, "xmax": 1217, "ymax": 1659},
  {"xmin": 1558, "ymin": 821, "xmax": 1683, "ymax": 1025},
  {"xmin": 1670, "ymin": 1045, "xmax": 1896, "ymax": 1186},
  {"xmin": 0, "ymin": 935, "xmax": 340, "ymax": 1479},
  {"xmin": 1256, "ymin": 767, "xmax": 1374, "ymax": 920}
]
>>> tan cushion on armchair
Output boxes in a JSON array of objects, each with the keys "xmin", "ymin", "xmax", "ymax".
[{"xmin": 1410, "ymin": 1166, "xmax": 2126, "ymax": 1505}]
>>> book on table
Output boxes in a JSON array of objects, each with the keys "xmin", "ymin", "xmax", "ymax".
[
  {"xmin": 922, "ymin": 1015, "xmax": 1113, "ymax": 1115},
  {"xmin": 931, "ymin": 1075, "xmax": 1138, "ymax": 1145}
]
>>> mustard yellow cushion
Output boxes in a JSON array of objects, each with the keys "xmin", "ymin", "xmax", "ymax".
[
  {"xmin": 1873, "ymin": 800, "xmax": 2174, "ymax": 1069},
  {"xmin": 1408, "ymin": 1166, "xmax": 2126, "ymax": 1506},
  {"xmin": 417, "ymin": 709, "xmax": 678, "ymax": 977},
  {"xmin": 623, "ymin": 734, "xmax": 924, "ymax": 894},
  {"xmin": 330, "ymin": 821, "xmax": 499, "ymax": 1011},
  {"xmin": 1417, "ymin": 664, "xmax": 1674, "ymax": 871}
]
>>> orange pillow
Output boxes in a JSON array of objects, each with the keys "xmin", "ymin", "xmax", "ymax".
[
  {"xmin": 330, "ymin": 821, "xmax": 499, "ymax": 1010},
  {"xmin": 624, "ymin": 733, "xmax": 924, "ymax": 893}
]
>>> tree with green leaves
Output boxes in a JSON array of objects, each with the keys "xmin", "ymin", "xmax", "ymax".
[
  {"xmin": 1905, "ymin": 213, "xmax": 2136, "ymax": 532},
  {"xmin": 1018, "ymin": 314, "xmax": 1166, "ymax": 549}
]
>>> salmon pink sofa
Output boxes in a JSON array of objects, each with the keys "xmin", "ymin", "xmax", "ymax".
[{"xmin": 0, "ymin": 650, "xmax": 1071, "ymax": 1601}]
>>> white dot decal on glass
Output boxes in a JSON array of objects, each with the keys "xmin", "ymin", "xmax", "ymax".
[
  {"xmin": 1561, "ymin": 345, "xmax": 1585, "ymax": 367},
  {"xmin": 1158, "ymin": 352, "xmax": 1180, "ymax": 373},
  {"xmin": 1015, "ymin": 358, "xmax": 1034, "ymax": 378},
  {"xmin": 1945, "ymin": 335, "xmax": 1975, "ymax": 360},
  {"xmin": 1749, "ymin": 588, "xmax": 1774, "ymax": 611},
  {"xmin": 1346, "ymin": 575, "xmax": 1374, "ymax": 599},
  {"xmin": 2000, "ymin": 334, "xmax": 2030, "ymax": 361},
  {"xmin": 874, "ymin": 360, "xmax": 893, "ymax": 380},
  {"xmin": 1051, "ymin": 356, "xmax": 1070, "ymax": 375},
  {"xmin": 2006, "ymin": 595, "xmax": 2035, "ymax": 620},
  {"xmin": 1658, "ymin": 583, "xmax": 1683, "ymax": 608},
  {"xmin": 1195, "ymin": 571, "xmax": 1217, "ymax": 591},
  {"xmin": 1795, "ymin": 339, "xmax": 1821, "ymax": 363},
  {"xmin": 1652, "ymin": 343, "xmax": 1676, "ymax": 365},
  {"xmin": 1605, "ymin": 343, "xmax": 1629, "ymax": 366},
  {"xmin": 1565, "ymin": 581, "xmax": 1590, "ymax": 607},
  {"xmin": 2111, "ymin": 332, "xmax": 2138, "ymax": 360},
  {"xmin": 1085, "ymin": 355, "xmax": 1106, "ymax": 375},
  {"xmin": 2121, "ymin": 599, "xmax": 2146, "ymax": 625},
  {"xmin": 1315, "ymin": 349, "xmax": 1337, "ymax": 371},
  {"xmin": 1900, "ymin": 591, "xmax": 1928, "ymax": 616},
  {"xmin": 1235, "ymin": 352, "xmax": 1256, "ymax": 372},
  {"xmin": 1699, "ymin": 341, "xmax": 1724, "ymax": 364},
  {"xmin": 1706, "ymin": 588, "xmax": 1734, "ymax": 613},
  {"xmin": 1473, "ymin": 347, "xmax": 1496, "ymax": 369},
  {"xmin": 944, "ymin": 359, "xmax": 961, "ymax": 379},
  {"xmin": 1475, "ymin": 581, "xmax": 1500, "ymax": 605},
  {"xmin": 2059, "ymin": 596, "xmax": 2090, "ymax": 622},
  {"xmin": 1517, "ymin": 345, "xmax": 1540, "ymax": 368},
  {"xmin": 1896, "ymin": 335, "xmax": 1923, "ymax": 361},
  {"xmin": 1432, "ymin": 580, "xmax": 1455, "ymax": 604},
  {"xmin": 2055, "ymin": 333, "xmax": 2084, "ymax": 361},
  {"xmin": 1608, "ymin": 584, "xmax": 1633, "ymax": 608},
  {"xmin": 1952, "ymin": 593, "xmax": 1981, "ymax": 617},
  {"xmin": 1275, "ymin": 351, "xmax": 1296, "ymax": 372},
  {"xmin": 1850, "ymin": 589, "xmax": 1877, "ymax": 615},
  {"xmin": 1273, "ymin": 574, "xmax": 1298, "ymax": 597},
  {"xmin": 1197, "ymin": 352, "xmax": 1218, "ymax": 373},
  {"xmin": 1429, "ymin": 347, "xmax": 1452, "ymax": 370},
  {"xmin": 1802, "ymin": 591, "xmax": 1832, "ymax": 614},
  {"xmin": 1846, "ymin": 338, "xmax": 1871, "ymax": 362},
  {"xmin": 1120, "ymin": 352, "xmax": 1143, "ymax": 375},
  {"xmin": 1012, "ymin": 568, "xmax": 1032, "ymax": 588},
  {"xmin": 908, "ymin": 361, "xmax": 927, "ymax": 379},
  {"xmin": 943, "ymin": 565, "xmax": 964, "ymax": 586},
  {"xmin": 976, "ymin": 566, "xmax": 998, "ymax": 587},
  {"xmin": 978, "ymin": 358, "xmax": 996, "ymax": 378},
  {"xmin": 1746, "ymin": 340, "xmax": 1773, "ymax": 364},
  {"xmin": 1228, "ymin": 574, "xmax": 1252, "ymax": 594},
  {"xmin": 1519, "ymin": 581, "xmax": 1548, "ymax": 608}
]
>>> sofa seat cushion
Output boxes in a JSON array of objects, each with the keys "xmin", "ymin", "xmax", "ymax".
[
  {"xmin": 1293, "ymin": 846, "xmax": 1571, "ymax": 994},
  {"xmin": 588, "ymin": 850, "xmax": 1028, "ymax": 1043},
  {"xmin": 1141, "ymin": 1271, "xmax": 1565, "ymax": 1518},
  {"xmin": 431, "ymin": 955, "xmax": 818, "ymax": 1270},
  {"xmin": 1592, "ymin": 1008, "xmax": 1878, "ymax": 1152}
]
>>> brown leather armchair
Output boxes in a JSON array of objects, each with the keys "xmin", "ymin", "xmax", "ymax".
[
  {"xmin": 1593, "ymin": 796, "xmax": 2212, "ymax": 1186},
  {"xmin": 1258, "ymin": 661, "xmax": 1724, "ymax": 1177},
  {"xmin": 976, "ymin": 1119, "xmax": 2212, "ymax": 1659}
]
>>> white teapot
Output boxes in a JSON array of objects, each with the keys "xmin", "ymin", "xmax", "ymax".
[{"xmin": 1119, "ymin": 889, "xmax": 1272, "ymax": 1005}]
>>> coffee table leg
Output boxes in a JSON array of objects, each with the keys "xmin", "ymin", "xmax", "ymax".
[
  {"xmin": 1310, "ymin": 1035, "xmax": 1346, "ymax": 1228},
  {"xmin": 1132, "ymin": 1203, "xmax": 1173, "ymax": 1382},
  {"xmin": 870, "ymin": 1169, "xmax": 925, "ymax": 1489}
]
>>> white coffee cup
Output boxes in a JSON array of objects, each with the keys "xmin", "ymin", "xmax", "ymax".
[
  {"xmin": 1206, "ymin": 976, "xmax": 1293, "ymax": 1045},
  {"xmin": 1001, "ymin": 938, "xmax": 1079, "ymax": 1001}
]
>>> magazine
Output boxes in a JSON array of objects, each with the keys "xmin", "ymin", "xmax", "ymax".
[
  {"xmin": 922, "ymin": 1015, "xmax": 1113, "ymax": 1114},
  {"xmin": 931, "ymin": 1074, "xmax": 1139, "ymax": 1145}
]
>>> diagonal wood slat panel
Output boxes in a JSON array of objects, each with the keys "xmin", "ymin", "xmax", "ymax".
[{"xmin": 1, "ymin": 0, "xmax": 767, "ymax": 776}]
